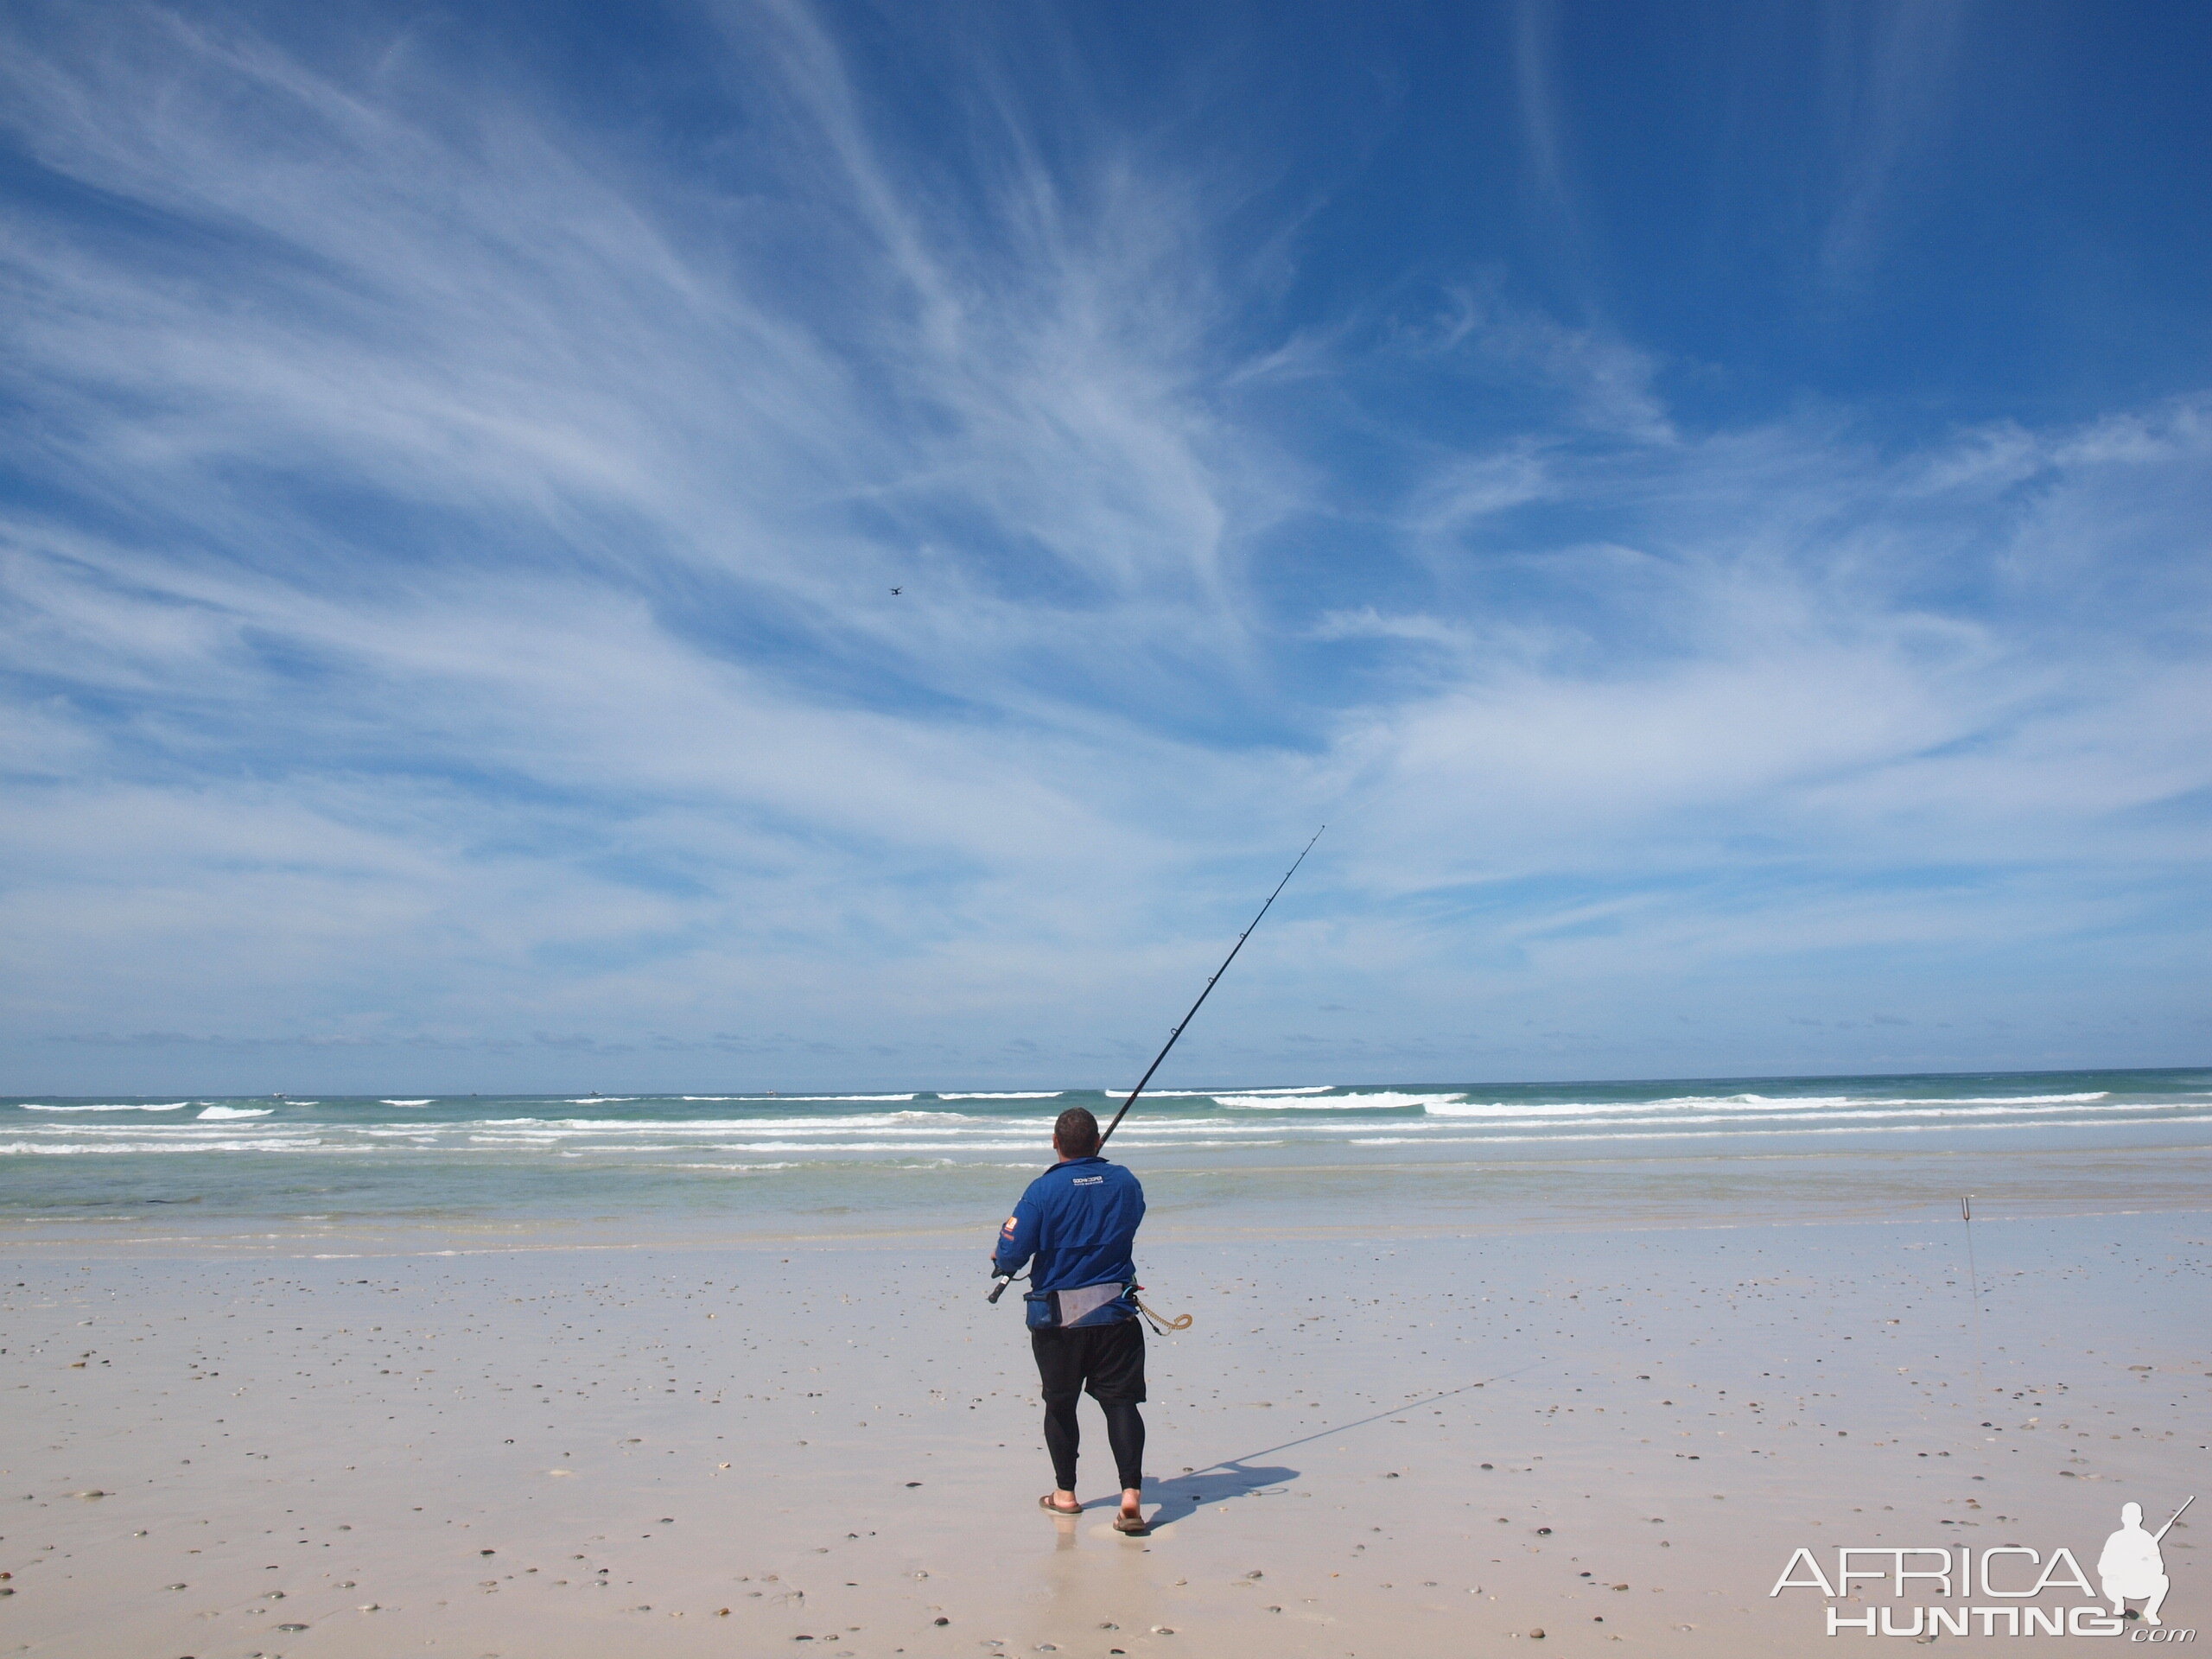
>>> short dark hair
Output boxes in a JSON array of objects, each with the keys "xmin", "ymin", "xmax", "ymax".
[{"xmin": 1053, "ymin": 1106, "xmax": 1101, "ymax": 1158}]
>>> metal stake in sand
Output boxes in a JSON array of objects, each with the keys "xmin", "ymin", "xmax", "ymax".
[{"xmin": 1961, "ymin": 1194, "xmax": 1987, "ymax": 1401}]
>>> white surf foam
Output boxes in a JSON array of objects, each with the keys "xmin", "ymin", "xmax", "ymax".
[
  {"xmin": 1350, "ymin": 1111, "xmax": 2183, "ymax": 1148},
  {"xmin": 0, "ymin": 1135, "xmax": 312, "ymax": 1153},
  {"xmin": 21, "ymin": 1103, "xmax": 192, "ymax": 1112},
  {"xmin": 1263, "ymin": 1091, "xmax": 1467, "ymax": 1110},
  {"xmin": 643, "ymin": 1139, "xmax": 1045, "ymax": 1154},
  {"xmin": 196, "ymin": 1106, "xmax": 274, "ymax": 1120},
  {"xmin": 1421, "ymin": 1090, "xmax": 2116, "ymax": 1119},
  {"xmin": 675, "ymin": 1094, "xmax": 919, "ymax": 1103},
  {"xmin": 471, "ymin": 1111, "xmax": 980, "ymax": 1134},
  {"xmin": 1212, "ymin": 1094, "xmax": 1418, "ymax": 1109},
  {"xmin": 667, "ymin": 1161, "xmax": 800, "ymax": 1172},
  {"xmin": 381, "ymin": 1099, "xmax": 435, "ymax": 1106}
]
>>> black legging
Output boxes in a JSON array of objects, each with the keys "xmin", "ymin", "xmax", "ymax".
[{"xmin": 1044, "ymin": 1393, "xmax": 1145, "ymax": 1493}]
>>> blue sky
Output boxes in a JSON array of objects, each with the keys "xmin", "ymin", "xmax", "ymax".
[{"xmin": 2, "ymin": 0, "xmax": 2207, "ymax": 1093}]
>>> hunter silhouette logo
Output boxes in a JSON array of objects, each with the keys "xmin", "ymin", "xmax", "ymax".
[
  {"xmin": 1770, "ymin": 1496, "xmax": 2194, "ymax": 1639},
  {"xmin": 2102, "ymin": 1499, "xmax": 2188, "ymax": 1628}
]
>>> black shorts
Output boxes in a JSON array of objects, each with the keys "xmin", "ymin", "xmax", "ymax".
[{"xmin": 1031, "ymin": 1315, "xmax": 1146, "ymax": 1406}]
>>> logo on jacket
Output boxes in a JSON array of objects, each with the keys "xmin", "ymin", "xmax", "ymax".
[{"xmin": 1073, "ymin": 1175, "xmax": 1103, "ymax": 1185}]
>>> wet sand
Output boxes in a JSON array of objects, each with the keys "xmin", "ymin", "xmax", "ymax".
[{"xmin": 3, "ymin": 1205, "xmax": 2207, "ymax": 1656}]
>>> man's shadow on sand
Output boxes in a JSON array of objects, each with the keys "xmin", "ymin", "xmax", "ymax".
[
  {"xmin": 1136, "ymin": 1461, "xmax": 1301, "ymax": 1529},
  {"xmin": 1129, "ymin": 1358, "xmax": 1550, "ymax": 1532}
]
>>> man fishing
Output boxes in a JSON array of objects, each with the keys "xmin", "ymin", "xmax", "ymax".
[
  {"xmin": 992, "ymin": 1105, "xmax": 1151, "ymax": 1534},
  {"xmin": 983, "ymin": 831, "xmax": 1323, "ymax": 1535}
]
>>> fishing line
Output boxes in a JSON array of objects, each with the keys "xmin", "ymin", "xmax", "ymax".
[
  {"xmin": 1180, "ymin": 1359, "xmax": 1555, "ymax": 1479},
  {"xmin": 1166, "ymin": 1195, "xmax": 2092, "ymax": 1508}
]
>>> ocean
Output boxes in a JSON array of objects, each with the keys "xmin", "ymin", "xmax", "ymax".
[{"xmin": 5, "ymin": 1068, "xmax": 2209, "ymax": 1247}]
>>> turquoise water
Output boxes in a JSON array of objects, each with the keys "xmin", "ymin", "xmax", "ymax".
[{"xmin": 3, "ymin": 1068, "xmax": 2208, "ymax": 1238}]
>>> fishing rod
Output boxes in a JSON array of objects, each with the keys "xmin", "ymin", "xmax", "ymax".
[
  {"xmin": 987, "ymin": 826, "xmax": 1325, "ymax": 1306},
  {"xmin": 1100, "ymin": 825, "xmax": 1325, "ymax": 1148}
]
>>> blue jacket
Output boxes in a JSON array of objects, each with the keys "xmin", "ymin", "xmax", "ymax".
[{"xmin": 992, "ymin": 1155, "xmax": 1145, "ymax": 1326}]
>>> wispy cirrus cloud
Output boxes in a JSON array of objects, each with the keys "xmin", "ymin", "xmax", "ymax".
[
  {"xmin": 0, "ymin": 2, "xmax": 2205, "ymax": 1090},
  {"xmin": 1816, "ymin": 0, "xmax": 1974, "ymax": 283}
]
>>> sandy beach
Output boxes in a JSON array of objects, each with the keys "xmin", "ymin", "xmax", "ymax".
[
  {"xmin": 5, "ymin": 1181, "xmax": 2207, "ymax": 1657},
  {"xmin": 5, "ymin": 2, "xmax": 2208, "ymax": 1652}
]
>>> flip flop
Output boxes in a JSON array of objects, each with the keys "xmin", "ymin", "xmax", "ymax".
[
  {"xmin": 1039, "ymin": 1495, "xmax": 1082, "ymax": 1516},
  {"xmin": 1112, "ymin": 1511, "xmax": 1151, "ymax": 1535}
]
